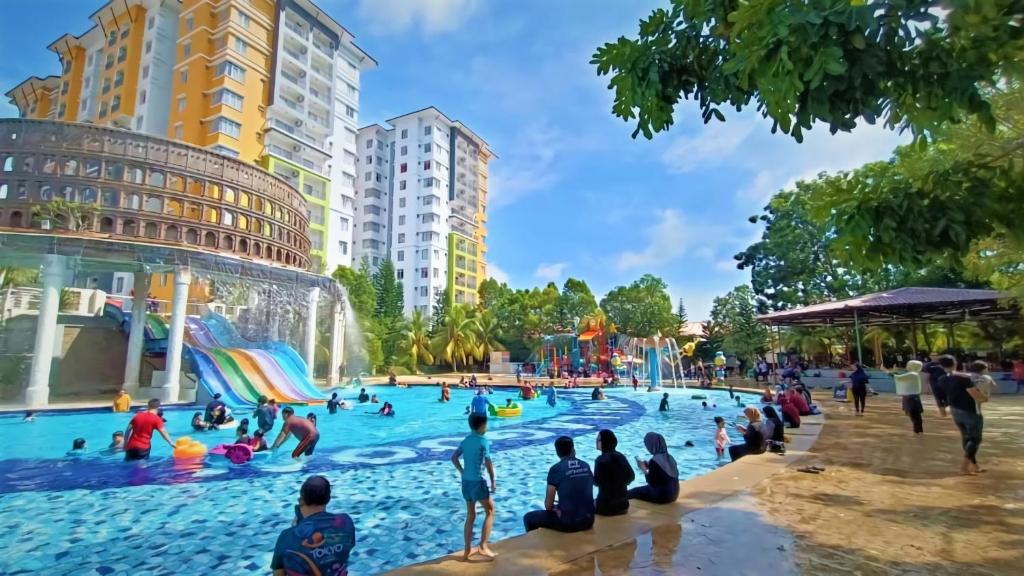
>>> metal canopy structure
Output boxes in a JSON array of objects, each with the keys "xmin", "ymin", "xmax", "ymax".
[{"xmin": 757, "ymin": 287, "xmax": 1018, "ymax": 328}]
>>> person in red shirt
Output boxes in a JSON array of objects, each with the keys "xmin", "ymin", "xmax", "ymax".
[
  {"xmin": 1014, "ymin": 358, "xmax": 1024, "ymax": 394},
  {"xmin": 270, "ymin": 407, "xmax": 320, "ymax": 459},
  {"xmin": 786, "ymin": 388, "xmax": 811, "ymax": 416},
  {"xmin": 123, "ymin": 399, "xmax": 174, "ymax": 461}
]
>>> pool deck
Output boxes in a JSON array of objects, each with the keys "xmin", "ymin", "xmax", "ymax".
[{"xmin": 385, "ymin": 407, "xmax": 825, "ymax": 575}]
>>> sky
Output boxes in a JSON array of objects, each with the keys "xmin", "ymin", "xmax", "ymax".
[{"xmin": 0, "ymin": 0, "xmax": 910, "ymax": 319}]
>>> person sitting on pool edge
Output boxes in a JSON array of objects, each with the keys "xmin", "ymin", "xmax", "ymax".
[
  {"xmin": 628, "ymin": 432, "xmax": 680, "ymax": 504},
  {"xmin": 357, "ymin": 388, "xmax": 370, "ymax": 403},
  {"xmin": 270, "ymin": 407, "xmax": 320, "ymax": 459},
  {"xmin": 271, "ymin": 475, "xmax": 356, "ymax": 576},
  {"xmin": 593, "ymin": 429, "xmax": 635, "ymax": 516},
  {"xmin": 113, "ymin": 389, "xmax": 131, "ymax": 412},
  {"xmin": 523, "ymin": 436, "xmax": 596, "ymax": 533},
  {"xmin": 729, "ymin": 407, "xmax": 767, "ymax": 462}
]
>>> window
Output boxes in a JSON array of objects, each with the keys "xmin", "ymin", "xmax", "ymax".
[
  {"xmin": 211, "ymin": 145, "xmax": 239, "ymax": 158},
  {"xmin": 345, "ymin": 106, "xmax": 356, "ymax": 118},
  {"xmin": 338, "ymin": 217, "xmax": 349, "ymax": 231},
  {"xmin": 139, "ymin": 90, "xmax": 147, "ymax": 105},
  {"xmin": 365, "ymin": 155, "xmax": 372, "ymax": 165},
  {"xmin": 363, "ymin": 172, "xmax": 371, "ymax": 182},
  {"xmin": 211, "ymin": 116, "xmax": 242, "ymax": 138},
  {"xmin": 397, "ymin": 233, "xmax": 405, "ymax": 243},
  {"xmin": 102, "ymin": 79, "xmax": 111, "ymax": 94},
  {"xmin": 117, "ymin": 46, "xmax": 127, "ymax": 63},
  {"xmin": 216, "ymin": 60, "xmax": 245, "ymax": 82},
  {"xmin": 142, "ymin": 65, "xmax": 149, "ymax": 79},
  {"xmin": 365, "ymin": 139, "xmax": 373, "ymax": 149},
  {"xmin": 120, "ymin": 28, "xmax": 130, "ymax": 40},
  {"xmin": 145, "ymin": 40, "xmax": 152, "ymax": 54},
  {"xmin": 136, "ymin": 116, "xmax": 144, "ymax": 131},
  {"xmin": 61, "ymin": 81, "xmax": 69, "ymax": 95},
  {"xmin": 111, "ymin": 96, "xmax": 121, "ymax": 113},
  {"xmin": 434, "ymin": 249, "xmax": 440, "ymax": 261},
  {"xmin": 375, "ymin": 173, "xmax": 382, "ymax": 183},
  {"xmin": 179, "ymin": 70, "xmax": 187, "ymax": 84},
  {"xmin": 420, "ymin": 267, "xmax": 428, "ymax": 278},
  {"xmin": 213, "ymin": 88, "xmax": 243, "ymax": 110},
  {"xmin": 400, "ymin": 163, "xmax": 407, "ymax": 173},
  {"xmin": 424, "ymin": 160, "xmax": 431, "ymax": 170},
  {"xmin": 177, "ymin": 96, "xmax": 186, "ymax": 112},
  {"xmin": 114, "ymin": 70, "xmax": 124, "ymax": 87},
  {"xmin": 424, "ymin": 126, "xmax": 432, "ymax": 136},
  {"xmin": 399, "ymin": 181, "xmax": 407, "ymax": 191},
  {"xmin": 58, "ymin": 103, "xmax": 67, "ymax": 118},
  {"xmin": 81, "ymin": 98, "xmax": 90, "ymax": 113},
  {"xmin": 399, "ymin": 197, "xmax": 406, "ymax": 208},
  {"xmin": 401, "ymin": 129, "xmax": 408, "ymax": 139},
  {"xmin": 420, "ymin": 249, "xmax": 429, "ymax": 261},
  {"xmin": 182, "ymin": 42, "xmax": 191, "ymax": 58},
  {"xmin": 186, "ymin": 15, "xmax": 194, "ymax": 31},
  {"xmin": 99, "ymin": 102, "xmax": 108, "ymax": 118},
  {"xmin": 107, "ymin": 31, "xmax": 117, "ymax": 46},
  {"xmin": 397, "ymin": 269, "xmax": 404, "ymax": 280},
  {"xmin": 238, "ymin": 11, "xmax": 251, "ymax": 28},
  {"xmin": 433, "ymin": 268, "xmax": 439, "ymax": 279},
  {"xmin": 234, "ymin": 38, "xmax": 247, "ymax": 55},
  {"xmin": 148, "ymin": 15, "xmax": 155, "ymax": 30},
  {"xmin": 423, "ymin": 142, "xmax": 432, "ymax": 153},
  {"xmin": 174, "ymin": 124, "xmax": 183, "ymax": 140},
  {"xmin": 105, "ymin": 54, "xmax": 114, "ymax": 70},
  {"xmin": 398, "ymin": 215, "xmax": 405, "ymax": 226},
  {"xmin": 347, "ymin": 82, "xmax": 357, "ymax": 96},
  {"xmin": 400, "ymin": 145, "xmax": 407, "ymax": 156},
  {"xmin": 339, "ymin": 241, "xmax": 348, "ymax": 255}
]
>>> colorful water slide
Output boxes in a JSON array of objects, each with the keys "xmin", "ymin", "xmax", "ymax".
[
  {"xmin": 103, "ymin": 299, "xmax": 168, "ymax": 354},
  {"xmin": 182, "ymin": 313, "xmax": 325, "ymax": 406}
]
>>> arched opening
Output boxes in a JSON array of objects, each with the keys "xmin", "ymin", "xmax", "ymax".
[
  {"xmin": 101, "ymin": 189, "xmax": 119, "ymax": 207},
  {"xmin": 164, "ymin": 225, "xmax": 180, "ymax": 241},
  {"xmin": 122, "ymin": 219, "xmax": 138, "ymax": 236},
  {"xmin": 223, "ymin": 210, "xmax": 234, "ymax": 227},
  {"xmin": 185, "ymin": 228, "xmax": 199, "ymax": 244},
  {"xmin": 203, "ymin": 231, "xmax": 217, "ymax": 248},
  {"xmin": 143, "ymin": 195, "xmax": 162, "ymax": 212},
  {"xmin": 165, "ymin": 199, "xmax": 182, "ymax": 217},
  {"xmin": 144, "ymin": 222, "xmax": 159, "ymax": 238},
  {"xmin": 253, "ymin": 241, "xmax": 262, "ymax": 257},
  {"xmin": 276, "ymin": 248, "xmax": 284, "ymax": 262},
  {"xmin": 184, "ymin": 202, "xmax": 201, "ymax": 221},
  {"xmin": 204, "ymin": 206, "xmax": 220, "ymax": 224},
  {"xmin": 264, "ymin": 245, "xmax": 273, "ymax": 259},
  {"xmin": 81, "ymin": 187, "xmax": 98, "ymax": 204},
  {"xmin": 9, "ymin": 211, "xmax": 24, "ymax": 227},
  {"xmin": 147, "ymin": 170, "xmax": 165, "ymax": 188},
  {"xmin": 2, "ymin": 155, "xmax": 13, "ymax": 172},
  {"xmin": 126, "ymin": 193, "xmax": 141, "ymax": 210},
  {"xmin": 99, "ymin": 217, "xmax": 114, "ymax": 233},
  {"xmin": 222, "ymin": 235, "xmax": 235, "ymax": 251},
  {"xmin": 238, "ymin": 238, "xmax": 249, "ymax": 254}
]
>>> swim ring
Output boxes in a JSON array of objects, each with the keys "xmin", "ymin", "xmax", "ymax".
[
  {"xmin": 173, "ymin": 437, "xmax": 207, "ymax": 459},
  {"xmin": 488, "ymin": 403, "xmax": 522, "ymax": 418}
]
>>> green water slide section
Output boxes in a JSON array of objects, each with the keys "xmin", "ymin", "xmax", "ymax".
[
  {"xmin": 206, "ymin": 348, "xmax": 263, "ymax": 402},
  {"xmin": 146, "ymin": 314, "xmax": 169, "ymax": 339}
]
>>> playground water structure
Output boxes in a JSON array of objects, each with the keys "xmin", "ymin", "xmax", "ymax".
[
  {"xmin": 0, "ymin": 386, "xmax": 749, "ymax": 575},
  {"xmin": 616, "ymin": 335, "xmax": 685, "ymax": 388}
]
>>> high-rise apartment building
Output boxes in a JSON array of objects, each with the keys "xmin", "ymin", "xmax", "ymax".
[
  {"xmin": 5, "ymin": 0, "xmax": 374, "ymax": 274},
  {"xmin": 354, "ymin": 107, "xmax": 492, "ymax": 315}
]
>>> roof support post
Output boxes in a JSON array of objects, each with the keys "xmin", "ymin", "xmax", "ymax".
[{"xmin": 854, "ymin": 310, "xmax": 864, "ymax": 366}]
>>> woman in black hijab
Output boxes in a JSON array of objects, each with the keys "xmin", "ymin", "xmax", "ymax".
[
  {"xmin": 628, "ymin": 432, "xmax": 680, "ymax": 504},
  {"xmin": 593, "ymin": 429, "xmax": 635, "ymax": 516}
]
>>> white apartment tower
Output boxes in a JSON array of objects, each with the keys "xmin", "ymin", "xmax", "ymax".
[{"xmin": 354, "ymin": 107, "xmax": 492, "ymax": 315}]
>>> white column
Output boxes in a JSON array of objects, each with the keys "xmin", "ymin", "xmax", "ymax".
[
  {"xmin": 327, "ymin": 299, "xmax": 344, "ymax": 387},
  {"xmin": 155, "ymin": 266, "xmax": 190, "ymax": 403},
  {"xmin": 122, "ymin": 271, "xmax": 150, "ymax": 395},
  {"xmin": 25, "ymin": 254, "xmax": 65, "ymax": 407},
  {"xmin": 304, "ymin": 286, "xmax": 320, "ymax": 379}
]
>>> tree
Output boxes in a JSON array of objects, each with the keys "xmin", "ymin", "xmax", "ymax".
[
  {"xmin": 431, "ymin": 304, "xmax": 480, "ymax": 371},
  {"xmin": 600, "ymin": 274, "xmax": 678, "ymax": 336},
  {"xmin": 474, "ymin": 309, "xmax": 505, "ymax": 367},
  {"xmin": 554, "ymin": 278, "xmax": 598, "ymax": 330},
  {"xmin": 592, "ymin": 1, "xmax": 1015, "ymax": 141},
  {"xmin": 429, "ymin": 288, "xmax": 450, "ymax": 336},
  {"xmin": 32, "ymin": 199, "xmax": 99, "ymax": 232},
  {"xmin": 675, "ymin": 298, "xmax": 688, "ymax": 328},
  {"xmin": 371, "ymin": 259, "xmax": 405, "ymax": 368},
  {"xmin": 710, "ymin": 285, "xmax": 769, "ymax": 365},
  {"xmin": 400, "ymin": 309, "xmax": 434, "ymax": 373},
  {"xmin": 332, "ymin": 259, "xmax": 381, "ymax": 373}
]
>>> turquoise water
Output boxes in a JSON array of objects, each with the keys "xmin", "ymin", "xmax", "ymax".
[{"xmin": 0, "ymin": 386, "xmax": 749, "ymax": 575}]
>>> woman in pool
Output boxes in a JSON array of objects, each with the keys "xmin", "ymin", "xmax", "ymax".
[
  {"xmin": 593, "ymin": 429, "xmax": 635, "ymax": 516},
  {"xmin": 235, "ymin": 419, "xmax": 251, "ymax": 444},
  {"xmin": 729, "ymin": 407, "xmax": 767, "ymax": 462},
  {"xmin": 628, "ymin": 432, "xmax": 679, "ymax": 504},
  {"xmin": 191, "ymin": 412, "xmax": 211, "ymax": 431},
  {"xmin": 377, "ymin": 402, "xmax": 395, "ymax": 417},
  {"xmin": 66, "ymin": 438, "xmax": 87, "ymax": 457}
]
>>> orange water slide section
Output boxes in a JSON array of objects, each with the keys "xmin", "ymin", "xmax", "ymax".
[{"xmin": 222, "ymin": 348, "xmax": 293, "ymax": 403}]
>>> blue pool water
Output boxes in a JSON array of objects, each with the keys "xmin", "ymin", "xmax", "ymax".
[{"xmin": 0, "ymin": 386, "xmax": 752, "ymax": 575}]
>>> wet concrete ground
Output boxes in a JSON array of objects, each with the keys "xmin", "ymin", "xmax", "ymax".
[{"xmin": 563, "ymin": 394, "xmax": 1024, "ymax": 576}]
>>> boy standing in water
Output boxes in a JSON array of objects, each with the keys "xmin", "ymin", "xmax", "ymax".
[{"xmin": 451, "ymin": 414, "xmax": 497, "ymax": 560}]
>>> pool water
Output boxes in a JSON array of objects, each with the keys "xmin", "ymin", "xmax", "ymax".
[{"xmin": 0, "ymin": 386, "xmax": 751, "ymax": 575}]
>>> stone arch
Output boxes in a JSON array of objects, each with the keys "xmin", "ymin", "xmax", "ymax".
[
  {"xmin": 122, "ymin": 219, "xmax": 138, "ymax": 236},
  {"xmin": 143, "ymin": 222, "xmax": 159, "ymax": 239},
  {"xmin": 203, "ymin": 231, "xmax": 217, "ymax": 248},
  {"xmin": 164, "ymin": 225, "xmax": 180, "ymax": 241},
  {"xmin": 99, "ymin": 217, "xmax": 114, "ymax": 233}
]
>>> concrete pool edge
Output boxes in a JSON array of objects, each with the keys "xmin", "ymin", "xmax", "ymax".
[{"xmin": 384, "ymin": 411, "xmax": 825, "ymax": 576}]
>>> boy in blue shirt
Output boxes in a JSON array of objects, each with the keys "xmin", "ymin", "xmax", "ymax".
[{"xmin": 451, "ymin": 413, "xmax": 497, "ymax": 560}]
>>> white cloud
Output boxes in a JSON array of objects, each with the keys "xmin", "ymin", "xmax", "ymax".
[
  {"xmin": 534, "ymin": 262, "xmax": 568, "ymax": 282},
  {"xmin": 614, "ymin": 209, "xmax": 731, "ymax": 272},
  {"xmin": 489, "ymin": 124, "xmax": 566, "ymax": 209},
  {"xmin": 356, "ymin": 0, "xmax": 479, "ymax": 35},
  {"xmin": 487, "ymin": 261, "xmax": 510, "ymax": 285},
  {"xmin": 660, "ymin": 121, "xmax": 755, "ymax": 173}
]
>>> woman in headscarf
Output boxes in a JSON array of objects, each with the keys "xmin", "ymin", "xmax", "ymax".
[
  {"xmin": 729, "ymin": 407, "xmax": 766, "ymax": 461},
  {"xmin": 762, "ymin": 405, "xmax": 786, "ymax": 454},
  {"xmin": 849, "ymin": 362, "xmax": 870, "ymax": 415},
  {"xmin": 627, "ymin": 432, "xmax": 679, "ymax": 504},
  {"xmin": 593, "ymin": 429, "xmax": 635, "ymax": 515}
]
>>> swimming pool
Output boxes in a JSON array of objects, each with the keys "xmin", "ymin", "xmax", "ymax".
[{"xmin": 0, "ymin": 386, "xmax": 749, "ymax": 575}]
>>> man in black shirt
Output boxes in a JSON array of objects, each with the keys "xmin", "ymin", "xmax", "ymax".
[
  {"xmin": 523, "ymin": 436, "xmax": 595, "ymax": 533},
  {"xmin": 937, "ymin": 355, "xmax": 987, "ymax": 475},
  {"xmin": 922, "ymin": 356, "xmax": 950, "ymax": 417}
]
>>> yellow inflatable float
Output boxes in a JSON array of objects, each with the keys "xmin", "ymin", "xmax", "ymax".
[
  {"xmin": 173, "ymin": 436, "xmax": 208, "ymax": 459},
  {"xmin": 489, "ymin": 402, "xmax": 522, "ymax": 418}
]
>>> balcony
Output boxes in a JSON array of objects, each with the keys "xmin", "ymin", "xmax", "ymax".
[
  {"xmin": 285, "ymin": 20, "xmax": 308, "ymax": 40},
  {"xmin": 280, "ymin": 69, "xmax": 306, "ymax": 89},
  {"xmin": 309, "ymin": 86, "xmax": 330, "ymax": 104},
  {"xmin": 282, "ymin": 45, "xmax": 307, "ymax": 65}
]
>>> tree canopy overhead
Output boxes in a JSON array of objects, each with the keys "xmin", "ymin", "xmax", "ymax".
[
  {"xmin": 592, "ymin": 0, "xmax": 1019, "ymax": 141},
  {"xmin": 600, "ymin": 274, "xmax": 678, "ymax": 337}
]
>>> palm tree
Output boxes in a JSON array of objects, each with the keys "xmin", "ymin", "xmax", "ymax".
[
  {"xmin": 401, "ymin": 309, "xmax": 434, "ymax": 373},
  {"xmin": 474, "ymin": 309, "xmax": 504, "ymax": 368},
  {"xmin": 431, "ymin": 304, "xmax": 480, "ymax": 371}
]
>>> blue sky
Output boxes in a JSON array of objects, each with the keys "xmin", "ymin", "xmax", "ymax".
[{"xmin": 0, "ymin": 0, "xmax": 908, "ymax": 319}]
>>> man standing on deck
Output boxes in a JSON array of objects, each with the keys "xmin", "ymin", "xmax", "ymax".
[
  {"xmin": 271, "ymin": 407, "xmax": 320, "ymax": 459},
  {"xmin": 123, "ymin": 399, "xmax": 174, "ymax": 461}
]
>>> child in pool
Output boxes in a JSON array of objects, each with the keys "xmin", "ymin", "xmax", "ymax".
[
  {"xmin": 236, "ymin": 419, "xmax": 252, "ymax": 445},
  {"xmin": 659, "ymin": 393, "xmax": 669, "ymax": 412},
  {"xmin": 66, "ymin": 438, "xmax": 87, "ymax": 457},
  {"xmin": 250, "ymin": 429, "xmax": 268, "ymax": 452},
  {"xmin": 370, "ymin": 394, "xmax": 380, "ymax": 404},
  {"xmin": 735, "ymin": 396, "xmax": 746, "ymax": 408},
  {"xmin": 505, "ymin": 398, "xmax": 514, "ymax": 408},
  {"xmin": 701, "ymin": 401, "xmax": 709, "ymax": 410},
  {"xmin": 108, "ymin": 431, "xmax": 125, "ymax": 452},
  {"xmin": 714, "ymin": 416, "xmax": 730, "ymax": 459},
  {"xmin": 191, "ymin": 411, "xmax": 211, "ymax": 431},
  {"xmin": 23, "ymin": 411, "xmax": 35, "ymax": 422}
]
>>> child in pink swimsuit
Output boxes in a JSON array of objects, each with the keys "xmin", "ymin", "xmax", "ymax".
[{"xmin": 714, "ymin": 416, "xmax": 730, "ymax": 459}]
